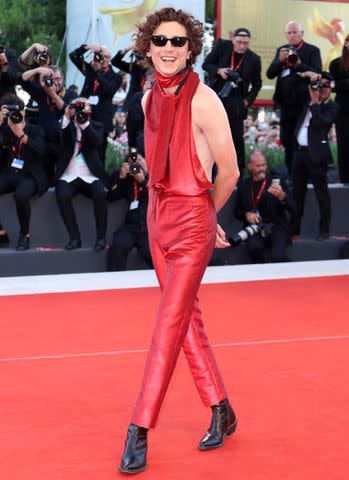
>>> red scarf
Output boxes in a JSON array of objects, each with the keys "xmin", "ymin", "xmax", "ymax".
[
  {"xmin": 147, "ymin": 67, "xmax": 191, "ymax": 187},
  {"xmin": 155, "ymin": 66, "xmax": 190, "ymax": 90}
]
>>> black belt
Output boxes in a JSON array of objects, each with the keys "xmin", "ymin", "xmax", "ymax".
[{"xmin": 297, "ymin": 145, "xmax": 309, "ymax": 151}]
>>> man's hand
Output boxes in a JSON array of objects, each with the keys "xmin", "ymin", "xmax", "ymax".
[
  {"xmin": 308, "ymin": 84, "xmax": 320, "ymax": 105},
  {"xmin": 119, "ymin": 162, "xmax": 130, "ymax": 179},
  {"xmin": 0, "ymin": 52, "xmax": 8, "ymax": 71},
  {"xmin": 217, "ymin": 67, "xmax": 229, "ymax": 80},
  {"xmin": 298, "ymin": 70, "xmax": 320, "ymax": 83},
  {"xmin": 267, "ymin": 183, "xmax": 286, "ymax": 201},
  {"xmin": 0, "ymin": 106, "xmax": 8, "ymax": 127},
  {"xmin": 86, "ymin": 44, "xmax": 101, "ymax": 52},
  {"xmin": 215, "ymin": 223, "xmax": 230, "ymax": 248},
  {"xmin": 132, "ymin": 168, "xmax": 146, "ymax": 183},
  {"xmin": 279, "ymin": 48, "xmax": 290, "ymax": 63},
  {"xmin": 246, "ymin": 211, "xmax": 261, "ymax": 224}
]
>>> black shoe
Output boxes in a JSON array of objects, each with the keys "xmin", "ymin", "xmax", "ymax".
[
  {"xmin": 0, "ymin": 231, "xmax": 10, "ymax": 246},
  {"xmin": 16, "ymin": 234, "xmax": 30, "ymax": 251},
  {"xmin": 119, "ymin": 423, "xmax": 148, "ymax": 475},
  {"xmin": 65, "ymin": 238, "xmax": 81, "ymax": 250},
  {"xmin": 94, "ymin": 238, "xmax": 106, "ymax": 251},
  {"xmin": 317, "ymin": 233, "xmax": 330, "ymax": 241},
  {"xmin": 198, "ymin": 399, "xmax": 238, "ymax": 451}
]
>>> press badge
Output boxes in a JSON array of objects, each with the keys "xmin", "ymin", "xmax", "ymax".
[
  {"xmin": 88, "ymin": 95, "xmax": 99, "ymax": 106},
  {"xmin": 75, "ymin": 153, "xmax": 86, "ymax": 165},
  {"xmin": 11, "ymin": 158, "xmax": 24, "ymax": 169},
  {"xmin": 281, "ymin": 68, "xmax": 290, "ymax": 78},
  {"xmin": 129, "ymin": 200, "xmax": 139, "ymax": 210}
]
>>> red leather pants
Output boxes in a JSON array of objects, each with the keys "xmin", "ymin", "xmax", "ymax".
[{"xmin": 131, "ymin": 189, "xmax": 227, "ymax": 429}]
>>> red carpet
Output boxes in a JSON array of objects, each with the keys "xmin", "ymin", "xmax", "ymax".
[{"xmin": 0, "ymin": 275, "xmax": 349, "ymax": 479}]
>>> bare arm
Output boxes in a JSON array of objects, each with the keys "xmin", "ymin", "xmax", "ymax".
[{"xmin": 192, "ymin": 83, "xmax": 240, "ymax": 213}]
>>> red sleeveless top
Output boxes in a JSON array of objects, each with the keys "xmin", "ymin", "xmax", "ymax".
[{"xmin": 144, "ymin": 70, "xmax": 213, "ymax": 196}]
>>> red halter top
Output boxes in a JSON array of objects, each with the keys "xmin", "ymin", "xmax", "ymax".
[{"xmin": 144, "ymin": 69, "xmax": 213, "ymax": 196}]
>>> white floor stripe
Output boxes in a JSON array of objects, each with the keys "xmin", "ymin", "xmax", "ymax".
[
  {"xmin": 0, "ymin": 260, "xmax": 348, "ymax": 296},
  {"xmin": 1, "ymin": 335, "xmax": 348, "ymax": 363}
]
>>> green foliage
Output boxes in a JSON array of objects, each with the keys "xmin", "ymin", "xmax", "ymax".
[
  {"xmin": 205, "ymin": 0, "xmax": 215, "ymax": 23},
  {"xmin": 0, "ymin": 0, "xmax": 66, "ymax": 70}
]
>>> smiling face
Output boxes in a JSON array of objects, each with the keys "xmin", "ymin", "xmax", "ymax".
[{"xmin": 147, "ymin": 21, "xmax": 191, "ymax": 77}]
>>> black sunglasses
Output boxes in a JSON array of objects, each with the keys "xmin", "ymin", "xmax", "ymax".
[{"xmin": 150, "ymin": 35, "xmax": 189, "ymax": 48}]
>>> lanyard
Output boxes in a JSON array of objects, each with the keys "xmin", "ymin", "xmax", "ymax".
[
  {"xmin": 11, "ymin": 138, "xmax": 24, "ymax": 159},
  {"xmin": 251, "ymin": 177, "xmax": 267, "ymax": 210},
  {"xmin": 230, "ymin": 51, "xmax": 245, "ymax": 71},
  {"xmin": 133, "ymin": 180, "xmax": 143, "ymax": 201},
  {"xmin": 93, "ymin": 79, "xmax": 99, "ymax": 94}
]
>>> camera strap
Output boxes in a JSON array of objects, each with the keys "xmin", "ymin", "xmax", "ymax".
[
  {"xmin": 46, "ymin": 96, "xmax": 55, "ymax": 112},
  {"xmin": 230, "ymin": 51, "xmax": 245, "ymax": 71},
  {"xmin": 93, "ymin": 79, "xmax": 99, "ymax": 94},
  {"xmin": 251, "ymin": 177, "xmax": 267, "ymax": 210},
  {"xmin": 11, "ymin": 137, "xmax": 24, "ymax": 160}
]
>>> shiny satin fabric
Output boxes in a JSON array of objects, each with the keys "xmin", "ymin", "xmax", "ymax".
[{"xmin": 132, "ymin": 189, "xmax": 227, "ymax": 429}]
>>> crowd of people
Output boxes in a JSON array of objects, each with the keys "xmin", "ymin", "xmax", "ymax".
[{"xmin": 0, "ymin": 17, "xmax": 348, "ymax": 265}]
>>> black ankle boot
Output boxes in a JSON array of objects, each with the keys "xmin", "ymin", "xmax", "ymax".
[
  {"xmin": 119, "ymin": 423, "xmax": 148, "ymax": 474},
  {"xmin": 198, "ymin": 398, "xmax": 237, "ymax": 450},
  {"xmin": 16, "ymin": 234, "xmax": 30, "ymax": 251},
  {"xmin": 0, "ymin": 231, "xmax": 10, "ymax": 246}
]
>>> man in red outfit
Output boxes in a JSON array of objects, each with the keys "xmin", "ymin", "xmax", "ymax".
[{"xmin": 119, "ymin": 8, "xmax": 240, "ymax": 474}]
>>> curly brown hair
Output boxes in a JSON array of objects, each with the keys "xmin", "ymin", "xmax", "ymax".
[{"xmin": 133, "ymin": 7, "xmax": 204, "ymax": 67}]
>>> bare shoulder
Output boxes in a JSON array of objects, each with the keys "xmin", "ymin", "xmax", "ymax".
[
  {"xmin": 141, "ymin": 89, "xmax": 151, "ymax": 113},
  {"xmin": 192, "ymin": 81, "xmax": 228, "ymax": 128}
]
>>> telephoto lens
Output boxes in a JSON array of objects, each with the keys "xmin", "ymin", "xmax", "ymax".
[
  {"xmin": 34, "ymin": 49, "xmax": 49, "ymax": 66},
  {"xmin": 94, "ymin": 50, "xmax": 104, "ymax": 62},
  {"xmin": 72, "ymin": 101, "xmax": 88, "ymax": 124},
  {"xmin": 129, "ymin": 147, "xmax": 141, "ymax": 175},
  {"xmin": 6, "ymin": 105, "xmax": 23, "ymax": 124},
  {"xmin": 43, "ymin": 76, "xmax": 54, "ymax": 87}
]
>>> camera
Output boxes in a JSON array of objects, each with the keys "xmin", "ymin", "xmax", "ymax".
[
  {"xmin": 33, "ymin": 49, "xmax": 49, "ymax": 66},
  {"xmin": 218, "ymin": 69, "xmax": 242, "ymax": 99},
  {"xmin": 43, "ymin": 76, "xmax": 54, "ymax": 87},
  {"xmin": 93, "ymin": 50, "xmax": 104, "ymax": 63},
  {"xmin": 228, "ymin": 222, "xmax": 273, "ymax": 246},
  {"xmin": 128, "ymin": 147, "xmax": 141, "ymax": 175},
  {"xmin": 310, "ymin": 80, "xmax": 332, "ymax": 91},
  {"xmin": 287, "ymin": 47, "xmax": 299, "ymax": 66},
  {"xmin": 69, "ymin": 101, "xmax": 89, "ymax": 124},
  {"xmin": 5, "ymin": 105, "xmax": 23, "ymax": 124}
]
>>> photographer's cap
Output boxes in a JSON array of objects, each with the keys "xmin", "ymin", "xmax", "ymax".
[{"xmin": 234, "ymin": 28, "xmax": 251, "ymax": 38}]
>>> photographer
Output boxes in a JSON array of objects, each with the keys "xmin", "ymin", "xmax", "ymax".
[
  {"xmin": 329, "ymin": 34, "xmax": 349, "ymax": 183},
  {"xmin": 0, "ymin": 93, "xmax": 47, "ymax": 250},
  {"xmin": 20, "ymin": 65, "xmax": 66, "ymax": 183},
  {"xmin": 266, "ymin": 21, "xmax": 322, "ymax": 174},
  {"xmin": 111, "ymin": 46, "xmax": 150, "ymax": 110},
  {"xmin": 0, "ymin": 45, "xmax": 17, "ymax": 97},
  {"xmin": 107, "ymin": 150, "xmax": 152, "ymax": 271},
  {"xmin": 69, "ymin": 44, "xmax": 121, "ymax": 164},
  {"xmin": 55, "ymin": 98, "xmax": 110, "ymax": 251},
  {"xmin": 234, "ymin": 149, "xmax": 294, "ymax": 263},
  {"xmin": 202, "ymin": 27, "xmax": 262, "ymax": 172},
  {"xmin": 289, "ymin": 73, "xmax": 338, "ymax": 240}
]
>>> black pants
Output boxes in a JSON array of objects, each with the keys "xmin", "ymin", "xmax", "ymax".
[
  {"xmin": 107, "ymin": 225, "xmax": 153, "ymax": 271},
  {"xmin": 335, "ymin": 110, "xmax": 349, "ymax": 183},
  {"xmin": 0, "ymin": 171, "xmax": 38, "ymax": 235},
  {"xmin": 56, "ymin": 178, "xmax": 107, "ymax": 241},
  {"xmin": 222, "ymin": 97, "xmax": 245, "ymax": 172},
  {"xmin": 247, "ymin": 227, "xmax": 289, "ymax": 263},
  {"xmin": 290, "ymin": 149, "xmax": 331, "ymax": 235},
  {"xmin": 280, "ymin": 106, "xmax": 303, "ymax": 175}
]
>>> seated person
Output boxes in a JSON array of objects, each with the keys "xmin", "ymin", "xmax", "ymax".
[
  {"xmin": 55, "ymin": 98, "xmax": 111, "ymax": 251},
  {"xmin": 107, "ymin": 151, "xmax": 153, "ymax": 271},
  {"xmin": 235, "ymin": 149, "xmax": 294, "ymax": 263},
  {"xmin": 0, "ymin": 93, "xmax": 47, "ymax": 250}
]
